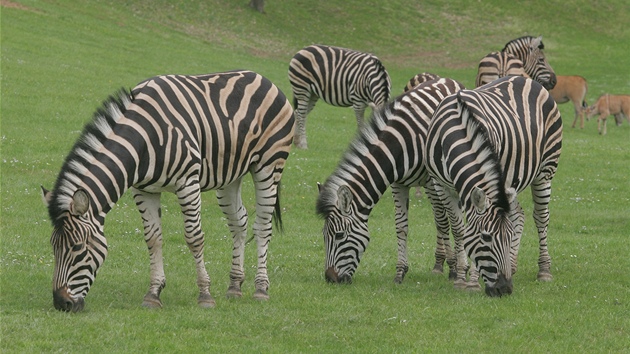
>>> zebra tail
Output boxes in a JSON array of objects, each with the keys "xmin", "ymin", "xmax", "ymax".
[{"xmin": 273, "ymin": 181, "xmax": 284, "ymax": 234}]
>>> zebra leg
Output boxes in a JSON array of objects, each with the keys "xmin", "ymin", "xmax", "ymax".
[
  {"xmin": 251, "ymin": 168, "xmax": 283, "ymax": 300},
  {"xmin": 391, "ymin": 183, "xmax": 410, "ymax": 284},
  {"xmin": 508, "ymin": 199, "xmax": 525, "ymax": 275},
  {"xmin": 293, "ymin": 95, "xmax": 317, "ymax": 149},
  {"xmin": 434, "ymin": 184, "xmax": 469, "ymax": 289},
  {"xmin": 216, "ymin": 179, "xmax": 248, "ymax": 299},
  {"xmin": 176, "ymin": 180, "xmax": 215, "ymax": 308},
  {"xmin": 132, "ymin": 188, "xmax": 167, "ymax": 309},
  {"xmin": 531, "ymin": 179, "xmax": 553, "ymax": 282},
  {"xmin": 352, "ymin": 103, "xmax": 367, "ymax": 130},
  {"xmin": 424, "ymin": 181, "xmax": 456, "ymax": 279}
]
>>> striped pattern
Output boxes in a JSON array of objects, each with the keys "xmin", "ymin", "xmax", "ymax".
[
  {"xmin": 288, "ymin": 44, "xmax": 391, "ymax": 149},
  {"xmin": 503, "ymin": 36, "xmax": 557, "ymax": 90},
  {"xmin": 43, "ymin": 70, "xmax": 294, "ymax": 311},
  {"xmin": 475, "ymin": 51, "xmax": 527, "ymax": 87},
  {"xmin": 403, "ymin": 72, "xmax": 441, "ymax": 92},
  {"xmin": 316, "ymin": 78, "xmax": 464, "ymax": 284},
  {"xmin": 425, "ymin": 76, "xmax": 562, "ymax": 297}
]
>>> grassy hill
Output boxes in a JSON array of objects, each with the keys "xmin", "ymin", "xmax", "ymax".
[{"xmin": 1, "ymin": 0, "xmax": 629, "ymax": 352}]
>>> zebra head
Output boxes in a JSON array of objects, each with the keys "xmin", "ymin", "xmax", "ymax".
[
  {"xmin": 464, "ymin": 187, "xmax": 517, "ymax": 297},
  {"xmin": 317, "ymin": 183, "xmax": 370, "ymax": 284},
  {"xmin": 42, "ymin": 187, "xmax": 108, "ymax": 312},
  {"xmin": 505, "ymin": 36, "xmax": 557, "ymax": 90}
]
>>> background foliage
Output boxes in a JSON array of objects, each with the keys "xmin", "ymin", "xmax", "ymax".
[{"xmin": 1, "ymin": 0, "xmax": 629, "ymax": 352}]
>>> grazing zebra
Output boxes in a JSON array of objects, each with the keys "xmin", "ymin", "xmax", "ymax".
[
  {"xmin": 316, "ymin": 78, "xmax": 465, "ymax": 284},
  {"xmin": 549, "ymin": 75, "xmax": 588, "ymax": 129},
  {"xmin": 41, "ymin": 70, "xmax": 294, "ymax": 312},
  {"xmin": 403, "ymin": 72, "xmax": 441, "ymax": 92},
  {"xmin": 475, "ymin": 51, "xmax": 527, "ymax": 87},
  {"xmin": 502, "ymin": 36, "xmax": 557, "ymax": 90},
  {"xmin": 425, "ymin": 76, "xmax": 563, "ymax": 297},
  {"xmin": 288, "ymin": 44, "xmax": 392, "ymax": 149}
]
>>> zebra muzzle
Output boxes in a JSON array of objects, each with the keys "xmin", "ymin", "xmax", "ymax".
[
  {"xmin": 325, "ymin": 267, "xmax": 352, "ymax": 284},
  {"xmin": 53, "ymin": 287, "xmax": 85, "ymax": 312},
  {"xmin": 484, "ymin": 273, "xmax": 513, "ymax": 297}
]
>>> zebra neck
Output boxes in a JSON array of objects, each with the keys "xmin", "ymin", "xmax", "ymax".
[
  {"xmin": 48, "ymin": 90, "xmax": 138, "ymax": 224},
  {"xmin": 331, "ymin": 111, "xmax": 415, "ymax": 212},
  {"xmin": 456, "ymin": 109, "xmax": 510, "ymax": 214}
]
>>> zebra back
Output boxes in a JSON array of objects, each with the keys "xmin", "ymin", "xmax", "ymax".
[
  {"xmin": 403, "ymin": 72, "xmax": 441, "ymax": 92},
  {"xmin": 475, "ymin": 52, "xmax": 527, "ymax": 87},
  {"xmin": 502, "ymin": 36, "xmax": 557, "ymax": 90}
]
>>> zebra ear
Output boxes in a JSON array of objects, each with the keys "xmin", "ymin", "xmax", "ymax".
[
  {"xmin": 41, "ymin": 186, "xmax": 52, "ymax": 207},
  {"xmin": 471, "ymin": 187, "xmax": 487, "ymax": 213},
  {"xmin": 336, "ymin": 185, "xmax": 353, "ymax": 216},
  {"xmin": 317, "ymin": 182, "xmax": 323, "ymax": 193},
  {"xmin": 532, "ymin": 36, "xmax": 543, "ymax": 49},
  {"xmin": 70, "ymin": 189, "xmax": 90, "ymax": 216}
]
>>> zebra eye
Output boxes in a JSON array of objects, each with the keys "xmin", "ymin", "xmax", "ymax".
[
  {"xmin": 481, "ymin": 232, "xmax": 492, "ymax": 243},
  {"xmin": 71, "ymin": 243, "xmax": 84, "ymax": 252},
  {"xmin": 334, "ymin": 232, "xmax": 345, "ymax": 241}
]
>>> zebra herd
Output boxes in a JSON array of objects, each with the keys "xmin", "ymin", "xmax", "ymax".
[{"xmin": 42, "ymin": 36, "xmax": 564, "ymax": 312}]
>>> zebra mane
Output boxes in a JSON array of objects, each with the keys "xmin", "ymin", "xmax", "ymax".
[
  {"xmin": 47, "ymin": 89, "xmax": 134, "ymax": 225},
  {"xmin": 458, "ymin": 94, "xmax": 511, "ymax": 213},
  {"xmin": 503, "ymin": 36, "xmax": 542, "ymax": 52},
  {"xmin": 315, "ymin": 101, "xmax": 392, "ymax": 218}
]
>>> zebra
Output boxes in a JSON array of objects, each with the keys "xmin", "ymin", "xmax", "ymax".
[
  {"xmin": 316, "ymin": 78, "xmax": 465, "ymax": 284},
  {"xmin": 502, "ymin": 36, "xmax": 557, "ymax": 90},
  {"xmin": 403, "ymin": 72, "xmax": 441, "ymax": 92},
  {"xmin": 425, "ymin": 75, "xmax": 562, "ymax": 297},
  {"xmin": 41, "ymin": 70, "xmax": 294, "ymax": 312},
  {"xmin": 475, "ymin": 51, "xmax": 527, "ymax": 87},
  {"xmin": 288, "ymin": 44, "xmax": 392, "ymax": 149}
]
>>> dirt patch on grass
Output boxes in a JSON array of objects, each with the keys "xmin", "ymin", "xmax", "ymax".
[{"xmin": 1, "ymin": 0, "xmax": 43, "ymax": 13}]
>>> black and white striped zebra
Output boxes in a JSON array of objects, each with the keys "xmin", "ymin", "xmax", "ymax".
[
  {"xmin": 288, "ymin": 44, "xmax": 392, "ymax": 149},
  {"xmin": 316, "ymin": 78, "xmax": 464, "ymax": 284},
  {"xmin": 403, "ymin": 72, "xmax": 441, "ymax": 92},
  {"xmin": 425, "ymin": 75, "xmax": 562, "ymax": 297},
  {"xmin": 475, "ymin": 51, "xmax": 527, "ymax": 87},
  {"xmin": 41, "ymin": 70, "xmax": 294, "ymax": 312},
  {"xmin": 502, "ymin": 36, "xmax": 557, "ymax": 90}
]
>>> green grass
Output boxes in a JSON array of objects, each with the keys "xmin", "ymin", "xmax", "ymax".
[{"xmin": 1, "ymin": 0, "xmax": 629, "ymax": 352}]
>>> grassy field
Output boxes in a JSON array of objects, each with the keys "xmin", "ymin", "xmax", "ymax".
[{"xmin": 1, "ymin": 0, "xmax": 629, "ymax": 352}]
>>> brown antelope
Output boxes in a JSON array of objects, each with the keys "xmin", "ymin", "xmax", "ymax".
[
  {"xmin": 549, "ymin": 75, "xmax": 588, "ymax": 129},
  {"xmin": 585, "ymin": 94, "xmax": 630, "ymax": 135}
]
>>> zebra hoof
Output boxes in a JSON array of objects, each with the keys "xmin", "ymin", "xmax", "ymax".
[
  {"xmin": 537, "ymin": 272, "xmax": 553, "ymax": 282},
  {"xmin": 226, "ymin": 285, "xmax": 243, "ymax": 299},
  {"xmin": 253, "ymin": 289, "xmax": 269, "ymax": 301},
  {"xmin": 142, "ymin": 293, "xmax": 163, "ymax": 309},
  {"xmin": 448, "ymin": 270, "xmax": 458, "ymax": 280},
  {"xmin": 198, "ymin": 292, "xmax": 216, "ymax": 308},
  {"xmin": 466, "ymin": 282, "xmax": 482, "ymax": 291},
  {"xmin": 453, "ymin": 279, "xmax": 467, "ymax": 290},
  {"xmin": 393, "ymin": 275, "xmax": 404, "ymax": 284},
  {"xmin": 431, "ymin": 265, "xmax": 444, "ymax": 275}
]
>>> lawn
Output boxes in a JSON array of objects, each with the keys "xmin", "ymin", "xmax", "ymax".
[{"xmin": 1, "ymin": 0, "xmax": 629, "ymax": 352}]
